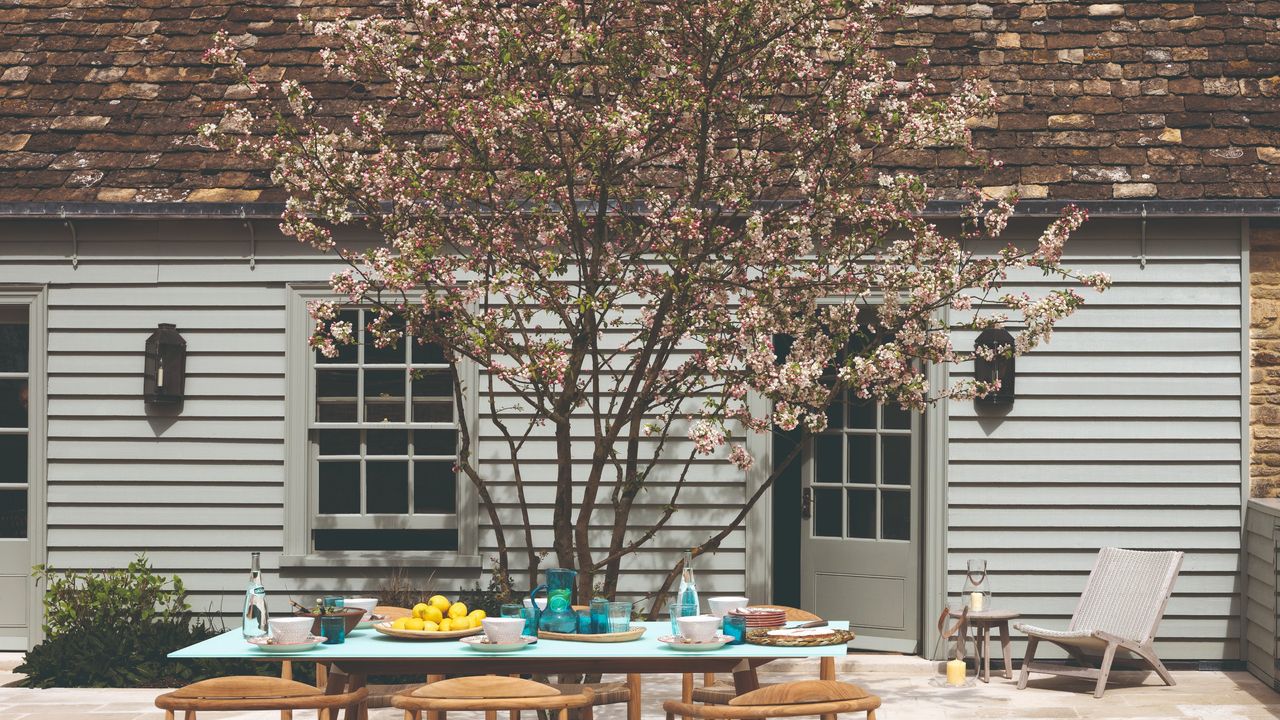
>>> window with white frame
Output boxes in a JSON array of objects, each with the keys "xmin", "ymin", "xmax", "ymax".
[{"xmin": 307, "ymin": 306, "xmax": 463, "ymax": 552}]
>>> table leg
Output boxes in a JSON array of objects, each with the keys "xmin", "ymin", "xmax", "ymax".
[
  {"xmin": 819, "ymin": 656, "xmax": 837, "ymax": 720},
  {"xmin": 342, "ymin": 672, "xmax": 367, "ymax": 720},
  {"xmin": 730, "ymin": 660, "xmax": 762, "ymax": 695},
  {"xmin": 998, "ymin": 621, "xmax": 1013, "ymax": 680},
  {"xmin": 681, "ymin": 672, "xmax": 693, "ymax": 720},
  {"xmin": 981, "ymin": 625, "xmax": 992, "ymax": 684},
  {"xmin": 626, "ymin": 673, "xmax": 641, "ymax": 720},
  {"xmin": 316, "ymin": 662, "xmax": 329, "ymax": 689},
  {"xmin": 280, "ymin": 660, "xmax": 294, "ymax": 720},
  {"xmin": 426, "ymin": 675, "xmax": 445, "ymax": 720}
]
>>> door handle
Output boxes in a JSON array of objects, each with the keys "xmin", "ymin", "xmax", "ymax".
[{"xmin": 801, "ymin": 486, "xmax": 812, "ymax": 519}]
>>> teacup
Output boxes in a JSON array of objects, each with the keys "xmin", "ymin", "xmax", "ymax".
[
  {"xmin": 482, "ymin": 617, "xmax": 527, "ymax": 645},
  {"xmin": 677, "ymin": 614, "xmax": 722, "ymax": 643},
  {"xmin": 270, "ymin": 616, "xmax": 315, "ymax": 644},
  {"xmin": 707, "ymin": 596, "xmax": 749, "ymax": 618},
  {"xmin": 345, "ymin": 597, "xmax": 379, "ymax": 621}
]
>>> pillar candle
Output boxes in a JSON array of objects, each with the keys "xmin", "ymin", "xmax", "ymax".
[
  {"xmin": 969, "ymin": 591, "xmax": 985, "ymax": 612},
  {"xmin": 946, "ymin": 658, "xmax": 966, "ymax": 686}
]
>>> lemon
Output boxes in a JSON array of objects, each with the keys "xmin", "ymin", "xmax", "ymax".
[
  {"xmin": 447, "ymin": 602, "xmax": 468, "ymax": 619},
  {"xmin": 438, "ymin": 618, "xmax": 453, "ymax": 632},
  {"xmin": 421, "ymin": 620, "xmax": 439, "ymax": 632},
  {"xmin": 429, "ymin": 595, "xmax": 451, "ymax": 612},
  {"xmin": 405, "ymin": 617, "xmax": 426, "ymax": 631},
  {"xmin": 422, "ymin": 606, "xmax": 444, "ymax": 624},
  {"xmin": 451, "ymin": 616, "xmax": 472, "ymax": 631},
  {"xmin": 391, "ymin": 617, "xmax": 411, "ymax": 630},
  {"xmin": 412, "ymin": 602, "xmax": 431, "ymax": 620},
  {"xmin": 468, "ymin": 609, "xmax": 487, "ymax": 621}
]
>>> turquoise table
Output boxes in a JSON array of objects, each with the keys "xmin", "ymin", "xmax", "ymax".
[{"xmin": 172, "ymin": 621, "xmax": 850, "ymax": 720}]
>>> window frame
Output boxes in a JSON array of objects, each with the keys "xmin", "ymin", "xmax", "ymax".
[{"xmin": 281, "ymin": 285, "xmax": 480, "ymax": 568}]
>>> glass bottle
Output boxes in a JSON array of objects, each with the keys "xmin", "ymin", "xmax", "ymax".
[
  {"xmin": 678, "ymin": 550, "xmax": 700, "ymax": 617},
  {"xmin": 242, "ymin": 552, "xmax": 269, "ymax": 639},
  {"xmin": 962, "ymin": 559, "xmax": 991, "ymax": 612}
]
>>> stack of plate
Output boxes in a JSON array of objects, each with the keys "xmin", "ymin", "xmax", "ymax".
[{"xmin": 729, "ymin": 607, "xmax": 787, "ymax": 629}]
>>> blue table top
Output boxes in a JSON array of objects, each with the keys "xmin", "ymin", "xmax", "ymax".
[{"xmin": 170, "ymin": 621, "xmax": 850, "ymax": 661}]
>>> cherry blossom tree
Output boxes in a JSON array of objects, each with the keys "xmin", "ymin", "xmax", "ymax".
[{"xmin": 203, "ymin": 0, "xmax": 1108, "ymax": 605}]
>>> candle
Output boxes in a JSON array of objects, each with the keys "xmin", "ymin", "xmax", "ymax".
[
  {"xmin": 156, "ymin": 364, "xmax": 164, "ymax": 387},
  {"xmin": 946, "ymin": 658, "xmax": 966, "ymax": 686},
  {"xmin": 969, "ymin": 591, "xmax": 985, "ymax": 612}
]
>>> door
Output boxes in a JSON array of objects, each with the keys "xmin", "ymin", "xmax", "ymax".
[
  {"xmin": 800, "ymin": 391, "xmax": 920, "ymax": 652},
  {"xmin": 0, "ymin": 303, "xmax": 32, "ymax": 650}
]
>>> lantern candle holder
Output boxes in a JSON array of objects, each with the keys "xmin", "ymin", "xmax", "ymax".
[
  {"xmin": 963, "ymin": 559, "xmax": 991, "ymax": 612},
  {"xmin": 143, "ymin": 323, "xmax": 186, "ymax": 409}
]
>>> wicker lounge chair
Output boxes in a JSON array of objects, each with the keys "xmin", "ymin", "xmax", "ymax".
[{"xmin": 1015, "ymin": 547, "xmax": 1183, "ymax": 698}]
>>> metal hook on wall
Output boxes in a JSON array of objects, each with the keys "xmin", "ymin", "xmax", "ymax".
[
  {"xmin": 1139, "ymin": 204, "xmax": 1147, "ymax": 270},
  {"xmin": 239, "ymin": 206, "xmax": 256, "ymax": 270},
  {"xmin": 59, "ymin": 205, "xmax": 78, "ymax": 269}
]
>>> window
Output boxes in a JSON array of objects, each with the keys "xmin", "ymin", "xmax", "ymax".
[
  {"xmin": 284, "ymin": 288, "xmax": 478, "ymax": 564},
  {"xmin": 0, "ymin": 307, "xmax": 28, "ymax": 540},
  {"xmin": 811, "ymin": 389, "xmax": 917, "ymax": 541}
]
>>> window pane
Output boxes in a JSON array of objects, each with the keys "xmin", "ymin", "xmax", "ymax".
[
  {"xmin": 316, "ymin": 310, "xmax": 359, "ymax": 364},
  {"xmin": 318, "ymin": 462, "xmax": 360, "ymax": 514},
  {"xmin": 0, "ymin": 435, "xmax": 26, "ymax": 484},
  {"xmin": 364, "ymin": 369, "xmax": 405, "ymax": 423},
  {"xmin": 367, "ymin": 430, "xmax": 408, "ymax": 456},
  {"xmin": 413, "ymin": 400, "xmax": 453, "ymax": 423},
  {"xmin": 412, "ymin": 340, "xmax": 446, "ymax": 365},
  {"xmin": 313, "ymin": 529, "xmax": 457, "ymax": 551},
  {"xmin": 883, "ymin": 403, "xmax": 911, "ymax": 430},
  {"xmin": 813, "ymin": 487, "xmax": 841, "ymax": 537},
  {"xmin": 414, "ymin": 429, "xmax": 456, "ymax": 456},
  {"xmin": 317, "ymin": 430, "xmax": 359, "ymax": 456},
  {"xmin": 882, "ymin": 435, "xmax": 911, "ymax": 485},
  {"xmin": 882, "ymin": 490, "xmax": 910, "ymax": 540},
  {"xmin": 415, "ymin": 461, "xmax": 456, "ymax": 513},
  {"xmin": 364, "ymin": 315, "xmax": 407, "ymax": 364},
  {"xmin": 0, "ymin": 317, "xmax": 29, "ymax": 373},
  {"xmin": 814, "ymin": 435, "xmax": 842, "ymax": 484},
  {"xmin": 847, "ymin": 488, "xmax": 876, "ymax": 539},
  {"xmin": 316, "ymin": 370, "xmax": 358, "ymax": 422},
  {"xmin": 0, "ymin": 487, "xmax": 25, "ymax": 538},
  {"xmin": 847, "ymin": 435, "xmax": 876, "ymax": 484},
  {"xmin": 366, "ymin": 461, "xmax": 409, "ymax": 514},
  {"xmin": 847, "ymin": 400, "xmax": 875, "ymax": 429},
  {"xmin": 412, "ymin": 370, "xmax": 452, "ymax": 398},
  {"xmin": 0, "ymin": 379, "xmax": 27, "ymax": 429},
  {"xmin": 825, "ymin": 397, "xmax": 843, "ymax": 430}
]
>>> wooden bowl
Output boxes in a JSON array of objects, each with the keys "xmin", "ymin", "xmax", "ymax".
[{"xmin": 294, "ymin": 607, "xmax": 365, "ymax": 635}]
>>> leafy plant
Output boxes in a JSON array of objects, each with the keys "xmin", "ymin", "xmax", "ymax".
[{"xmin": 17, "ymin": 554, "xmax": 291, "ymax": 688}]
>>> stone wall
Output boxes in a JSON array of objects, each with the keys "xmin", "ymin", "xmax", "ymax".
[{"xmin": 1252, "ymin": 226, "xmax": 1280, "ymax": 497}]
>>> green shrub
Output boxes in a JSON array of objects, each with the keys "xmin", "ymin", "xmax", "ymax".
[{"xmin": 16, "ymin": 554, "xmax": 286, "ymax": 688}]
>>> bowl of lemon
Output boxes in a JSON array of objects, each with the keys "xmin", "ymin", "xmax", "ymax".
[{"xmin": 374, "ymin": 595, "xmax": 487, "ymax": 640}]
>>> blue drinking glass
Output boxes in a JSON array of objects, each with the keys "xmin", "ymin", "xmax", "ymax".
[
  {"xmin": 320, "ymin": 614, "xmax": 345, "ymax": 645},
  {"xmin": 577, "ymin": 609, "xmax": 593, "ymax": 634},
  {"xmin": 590, "ymin": 597, "xmax": 609, "ymax": 634}
]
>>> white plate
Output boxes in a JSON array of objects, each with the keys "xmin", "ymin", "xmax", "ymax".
[
  {"xmin": 247, "ymin": 635, "xmax": 325, "ymax": 653},
  {"xmin": 766, "ymin": 628, "xmax": 836, "ymax": 638},
  {"xmin": 355, "ymin": 614, "xmax": 388, "ymax": 630},
  {"xmin": 658, "ymin": 634, "xmax": 732, "ymax": 651},
  {"xmin": 459, "ymin": 635, "xmax": 538, "ymax": 652}
]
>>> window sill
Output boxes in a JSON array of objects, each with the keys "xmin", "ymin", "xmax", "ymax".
[{"xmin": 278, "ymin": 551, "xmax": 483, "ymax": 569}]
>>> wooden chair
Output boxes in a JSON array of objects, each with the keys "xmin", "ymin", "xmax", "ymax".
[
  {"xmin": 551, "ymin": 674, "xmax": 641, "ymax": 720},
  {"xmin": 665, "ymin": 680, "xmax": 879, "ymax": 720},
  {"xmin": 358, "ymin": 606, "xmax": 422, "ymax": 709},
  {"xmin": 1016, "ymin": 547, "xmax": 1184, "ymax": 698},
  {"xmin": 392, "ymin": 676, "xmax": 595, "ymax": 720},
  {"xmin": 154, "ymin": 674, "xmax": 367, "ymax": 720},
  {"xmin": 688, "ymin": 605, "xmax": 831, "ymax": 705}
]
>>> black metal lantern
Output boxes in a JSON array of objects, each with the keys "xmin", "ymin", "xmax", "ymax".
[
  {"xmin": 973, "ymin": 327, "xmax": 1015, "ymax": 406},
  {"xmin": 143, "ymin": 323, "xmax": 186, "ymax": 407}
]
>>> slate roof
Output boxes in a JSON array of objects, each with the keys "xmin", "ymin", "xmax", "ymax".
[{"xmin": 0, "ymin": 0, "xmax": 1277, "ymax": 203}]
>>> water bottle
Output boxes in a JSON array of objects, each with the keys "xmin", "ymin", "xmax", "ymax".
[
  {"xmin": 242, "ymin": 551, "xmax": 269, "ymax": 639},
  {"xmin": 678, "ymin": 550, "xmax": 699, "ymax": 617}
]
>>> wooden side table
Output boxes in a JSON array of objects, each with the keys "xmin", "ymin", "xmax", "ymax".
[{"xmin": 947, "ymin": 609, "xmax": 1019, "ymax": 683}]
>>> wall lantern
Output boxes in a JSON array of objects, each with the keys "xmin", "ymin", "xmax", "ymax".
[
  {"xmin": 973, "ymin": 327, "xmax": 1016, "ymax": 407},
  {"xmin": 144, "ymin": 323, "xmax": 187, "ymax": 408}
]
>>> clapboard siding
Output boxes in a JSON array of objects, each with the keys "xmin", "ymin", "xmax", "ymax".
[
  {"xmin": 947, "ymin": 218, "xmax": 1244, "ymax": 662},
  {"xmin": 1244, "ymin": 500, "xmax": 1279, "ymax": 688}
]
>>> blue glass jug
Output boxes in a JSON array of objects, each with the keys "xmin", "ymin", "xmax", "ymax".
[{"xmin": 529, "ymin": 567, "xmax": 578, "ymax": 633}]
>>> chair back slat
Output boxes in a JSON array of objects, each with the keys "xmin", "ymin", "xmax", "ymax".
[{"xmin": 1068, "ymin": 547, "xmax": 1183, "ymax": 644}]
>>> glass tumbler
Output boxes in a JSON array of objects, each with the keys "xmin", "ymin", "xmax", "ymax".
[
  {"xmin": 319, "ymin": 614, "xmax": 345, "ymax": 645},
  {"xmin": 590, "ymin": 598, "xmax": 609, "ymax": 633},
  {"xmin": 723, "ymin": 614, "xmax": 746, "ymax": 645},
  {"xmin": 606, "ymin": 601, "xmax": 632, "ymax": 634},
  {"xmin": 667, "ymin": 592, "xmax": 698, "ymax": 635},
  {"xmin": 500, "ymin": 603, "xmax": 523, "ymax": 618}
]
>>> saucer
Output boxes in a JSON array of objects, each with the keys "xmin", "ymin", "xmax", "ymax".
[
  {"xmin": 458, "ymin": 635, "xmax": 538, "ymax": 652},
  {"xmin": 657, "ymin": 634, "xmax": 732, "ymax": 651},
  {"xmin": 247, "ymin": 635, "xmax": 324, "ymax": 653}
]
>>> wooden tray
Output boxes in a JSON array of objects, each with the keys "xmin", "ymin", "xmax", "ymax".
[
  {"xmin": 538, "ymin": 626, "xmax": 646, "ymax": 643},
  {"xmin": 373, "ymin": 622, "xmax": 484, "ymax": 641}
]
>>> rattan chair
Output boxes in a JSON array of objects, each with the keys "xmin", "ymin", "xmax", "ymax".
[
  {"xmin": 1016, "ymin": 547, "xmax": 1184, "ymax": 698},
  {"xmin": 665, "ymin": 680, "xmax": 879, "ymax": 720},
  {"xmin": 393, "ymin": 676, "xmax": 595, "ymax": 720}
]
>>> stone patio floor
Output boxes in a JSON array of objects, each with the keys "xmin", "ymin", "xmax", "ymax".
[{"xmin": 2, "ymin": 653, "xmax": 1278, "ymax": 720}]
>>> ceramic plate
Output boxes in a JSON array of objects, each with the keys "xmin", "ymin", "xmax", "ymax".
[
  {"xmin": 247, "ymin": 635, "xmax": 324, "ymax": 653},
  {"xmin": 458, "ymin": 635, "xmax": 538, "ymax": 652},
  {"xmin": 657, "ymin": 634, "xmax": 732, "ymax": 651},
  {"xmin": 373, "ymin": 622, "xmax": 484, "ymax": 640},
  {"xmin": 355, "ymin": 613, "xmax": 388, "ymax": 630}
]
